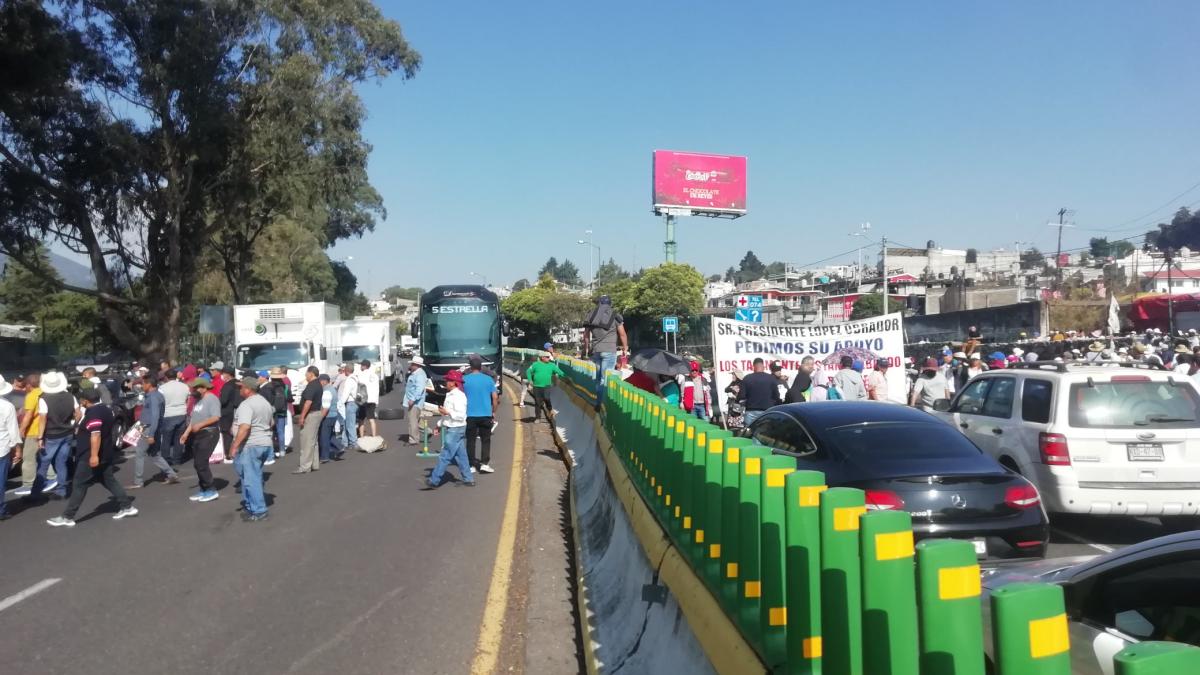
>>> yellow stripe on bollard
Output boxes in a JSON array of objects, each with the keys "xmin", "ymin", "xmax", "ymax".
[
  {"xmin": 833, "ymin": 505, "xmax": 866, "ymax": 531},
  {"xmin": 938, "ymin": 564, "xmax": 982, "ymax": 601},
  {"xmin": 769, "ymin": 607, "xmax": 787, "ymax": 627},
  {"xmin": 803, "ymin": 637, "xmax": 823, "ymax": 659},
  {"xmin": 766, "ymin": 468, "xmax": 791, "ymax": 487},
  {"xmin": 874, "ymin": 530, "xmax": 915, "ymax": 561},
  {"xmin": 650, "ymin": 476, "xmax": 656, "ymax": 487},
  {"xmin": 683, "ymin": 516, "xmax": 692, "ymax": 529},
  {"xmin": 710, "ymin": 544, "xmax": 721, "ymax": 558},
  {"xmin": 674, "ymin": 506, "xmax": 680, "ymax": 518},
  {"xmin": 799, "ymin": 484, "xmax": 827, "ymax": 507},
  {"xmin": 1029, "ymin": 613, "xmax": 1070, "ymax": 659},
  {"xmin": 695, "ymin": 529, "xmax": 704, "ymax": 543},
  {"xmin": 727, "ymin": 447, "xmax": 741, "ymax": 464},
  {"xmin": 665, "ymin": 494, "xmax": 671, "ymax": 506},
  {"xmin": 727, "ymin": 563, "xmax": 738, "ymax": 578},
  {"xmin": 710, "ymin": 438, "xmax": 724, "ymax": 454},
  {"xmin": 745, "ymin": 581, "xmax": 761, "ymax": 598},
  {"xmin": 676, "ymin": 420, "xmax": 685, "ymax": 434},
  {"xmin": 745, "ymin": 457, "xmax": 762, "ymax": 475},
  {"xmin": 687, "ymin": 426, "xmax": 694, "ymax": 439}
]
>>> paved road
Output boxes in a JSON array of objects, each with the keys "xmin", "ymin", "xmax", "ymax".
[{"xmin": 0, "ymin": 384, "xmax": 521, "ymax": 675}]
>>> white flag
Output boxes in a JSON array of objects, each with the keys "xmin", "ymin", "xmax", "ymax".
[{"xmin": 1107, "ymin": 294, "xmax": 1120, "ymax": 335}]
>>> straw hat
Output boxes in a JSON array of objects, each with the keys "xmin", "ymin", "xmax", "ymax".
[
  {"xmin": 269, "ymin": 366, "xmax": 287, "ymax": 379},
  {"xmin": 1175, "ymin": 343, "xmax": 1192, "ymax": 354},
  {"xmin": 1088, "ymin": 341, "xmax": 1105, "ymax": 353},
  {"xmin": 41, "ymin": 371, "xmax": 68, "ymax": 394},
  {"xmin": 0, "ymin": 375, "xmax": 11, "ymax": 397}
]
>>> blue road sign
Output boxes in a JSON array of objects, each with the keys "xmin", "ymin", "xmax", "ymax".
[
  {"xmin": 734, "ymin": 308, "xmax": 763, "ymax": 323},
  {"xmin": 662, "ymin": 316, "xmax": 679, "ymax": 333}
]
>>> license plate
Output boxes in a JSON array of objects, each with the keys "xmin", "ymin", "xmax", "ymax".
[
  {"xmin": 1127, "ymin": 443, "xmax": 1164, "ymax": 461},
  {"xmin": 972, "ymin": 538, "xmax": 988, "ymax": 557}
]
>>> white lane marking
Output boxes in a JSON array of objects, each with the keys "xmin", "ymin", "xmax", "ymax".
[
  {"xmin": 0, "ymin": 578, "xmax": 62, "ymax": 613},
  {"xmin": 1053, "ymin": 527, "xmax": 1115, "ymax": 554}
]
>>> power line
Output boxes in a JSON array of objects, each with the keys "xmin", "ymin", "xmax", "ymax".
[{"xmin": 1093, "ymin": 178, "xmax": 1200, "ymax": 233}]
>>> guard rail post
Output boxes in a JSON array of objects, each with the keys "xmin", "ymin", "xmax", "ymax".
[
  {"xmin": 1115, "ymin": 642, "xmax": 1200, "ymax": 675},
  {"xmin": 670, "ymin": 416, "xmax": 689, "ymax": 544},
  {"xmin": 759, "ymin": 454, "xmax": 797, "ymax": 668},
  {"xmin": 688, "ymin": 422, "xmax": 714, "ymax": 567},
  {"xmin": 784, "ymin": 470, "xmax": 826, "ymax": 675},
  {"xmin": 860, "ymin": 510, "xmax": 919, "ymax": 675},
  {"xmin": 915, "ymin": 539, "xmax": 985, "ymax": 675},
  {"xmin": 703, "ymin": 429, "xmax": 733, "ymax": 591},
  {"xmin": 720, "ymin": 437, "xmax": 756, "ymax": 612},
  {"xmin": 990, "ymin": 582, "xmax": 1071, "ymax": 675},
  {"xmin": 819, "ymin": 487, "xmax": 866, "ymax": 675},
  {"xmin": 737, "ymin": 445, "xmax": 773, "ymax": 648}
]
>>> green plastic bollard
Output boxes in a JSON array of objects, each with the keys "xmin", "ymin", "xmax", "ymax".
[
  {"xmin": 860, "ymin": 510, "xmax": 919, "ymax": 675},
  {"xmin": 687, "ymin": 422, "xmax": 714, "ymax": 568},
  {"xmin": 670, "ymin": 417, "xmax": 690, "ymax": 544},
  {"xmin": 784, "ymin": 470, "xmax": 826, "ymax": 675},
  {"xmin": 819, "ymin": 487, "xmax": 866, "ymax": 675},
  {"xmin": 758, "ymin": 454, "xmax": 797, "ymax": 668},
  {"xmin": 1115, "ymin": 641, "xmax": 1200, "ymax": 675},
  {"xmin": 737, "ymin": 445, "xmax": 773, "ymax": 647},
  {"xmin": 702, "ymin": 429, "xmax": 732, "ymax": 591},
  {"xmin": 720, "ymin": 437, "xmax": 756, "ymax": 612},
  {"xmin": 990, "ymin": 582, "xmax": 1071, "ymax": 675},
  {"xmin": 915, "ymin": 539, "xmax": 985, "ymax": 675}
]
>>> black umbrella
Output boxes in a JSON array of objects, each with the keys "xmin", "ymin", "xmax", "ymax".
[{"xmin": 630, "ymin": 348, "xmax": 692, "ymax": 376}]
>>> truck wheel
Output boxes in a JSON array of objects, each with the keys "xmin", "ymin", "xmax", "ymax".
[{"xmin": 377, "ymin": 407, "xmax": 405, "ymax": 420}]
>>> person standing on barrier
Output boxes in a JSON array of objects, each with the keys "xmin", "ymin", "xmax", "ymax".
[
  {"xmin": 738, "ymin": 358, "xmax": 781, "ymax": 427},
  {"xmin": 464, "ymin": 354, "xmax": 498, "ymax": 474},
  {"xmin": 425, "ymin": 370, "xmax": 473, "ymax": 488},
  {"xmin": 403, "ymin": 357, "xmax": 429, "ymax": 446},
  {"xmin": 229, "ymin": 376, "xmax": 274, "ymax": 522},
  {"xmin": 581, "ymin": 295, "xmax": 627, "ymax": 411},
  {"xmin": 525, "ymin": 352, "xmax": 564, "ymax": 424}
]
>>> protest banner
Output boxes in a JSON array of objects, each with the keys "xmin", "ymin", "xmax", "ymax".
[{"xmin": 711, "ymin": 313, "xmax": 907, "ymax": 410}]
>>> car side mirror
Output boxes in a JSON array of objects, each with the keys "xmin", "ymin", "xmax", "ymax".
[{"xmin": 931, "ymin": 399, "xmax": 951, "ymax": 412}]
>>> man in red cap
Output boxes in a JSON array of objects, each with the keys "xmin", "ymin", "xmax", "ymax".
[
  {"xmin": 909, "ymin": 358, "xmax": 950, "ymax": 410},
  {"xmin": 425, "ymin": 370, "xmax": 474, "ymax": 488}
]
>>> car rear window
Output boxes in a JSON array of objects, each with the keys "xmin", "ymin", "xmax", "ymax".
[
  {"xmin": 1068, "ymin": 380, "xmax": 1200, "ymax": 428},
  {"xmin": 829, "ymin": 422, "xmax": 983, "ymax": 461}
]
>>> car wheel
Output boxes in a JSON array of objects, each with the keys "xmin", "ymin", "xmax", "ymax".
[{"xmin": 376, "ymin": 407, "xmax": 405, "ymax": 420}]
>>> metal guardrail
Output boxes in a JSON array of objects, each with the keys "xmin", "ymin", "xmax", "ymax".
[{"xmin": 506, "ymin": 347, "xmax": 1200, "ymax": 675}]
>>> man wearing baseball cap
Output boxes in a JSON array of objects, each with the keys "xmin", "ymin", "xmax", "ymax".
[
  {"xmin": 909, "ymin": 358, "xmax": 950, "ymax": 410},
  {"xmin": 425, "ymin": 369, "xmax": 473, "ymax": 488}
]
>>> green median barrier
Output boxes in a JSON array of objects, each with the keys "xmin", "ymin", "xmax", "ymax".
[
  {"xmin": 737, "ymin": 445, "xmax": 774, "ymax": 648},
  {"xmin": 989, "ymin": 582, "xmax": 1070, "ymax": 675},
  {"xmin": 819, "ymin": 487, "xmax": 866, "ymax": 675},
  {"xmin": 860, "ymin": 511, "xmax": 919, "ymax": 675},
  {"xmin": 758, "ymin": 454, "xmax": 797, "ymax": 668},
  {"xmin": 915, "ymin": 539, "xmax": 985, "ymax": 675},
  {"xmin": 720, "ymin": 437, "xmax": 756, "ymax": 612},
  {"xmin": 661, "ymin": 411, "xmax": 680, "ymax": 529},
  {"xmin": 679, "ymin": 418, "xmax": 701, "ymax": 556},
  {"xmin": 669, "ymin": 416, "xmax": 689, "ymax": 544},
  {"xmin": 784, "ymin": 470, "xmax": 826, "ymax": 675},
  {"xmin": 1115, "ymin": 642, "xmax": 1200, "ymax": 675},
  {"xmin": 688, "ymin": 422, "xmax": 717, "ymax": 570},
  {"xmin": 702, "ymin": 428, "xmax": 733, "ymax": 591}
]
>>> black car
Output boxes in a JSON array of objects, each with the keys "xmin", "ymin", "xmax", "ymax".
[{"xmin": 748, "ymin": 402, "xmax": 1049, "ymax": 560}]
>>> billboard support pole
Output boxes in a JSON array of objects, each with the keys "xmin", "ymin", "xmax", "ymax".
[{"xmin": 664, "ymin": 213, "xmax": 677, "ymax": 263}]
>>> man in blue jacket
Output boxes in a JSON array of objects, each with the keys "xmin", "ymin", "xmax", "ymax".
[
  {"xmin": 127, "ymin": 378, "xmax": 179, "ymax": 489},
  {"xmin": 403, "ymin": 357, "xmax": 428, "ymax": 446}
]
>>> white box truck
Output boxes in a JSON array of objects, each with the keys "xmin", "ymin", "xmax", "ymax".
[
  {"xmin": 341, "ymin": 318, "xmax": 393, "ymax": 393},
  {"xmin": 233, "ymin": 303, "xmax": 343, "ymax": 402}
]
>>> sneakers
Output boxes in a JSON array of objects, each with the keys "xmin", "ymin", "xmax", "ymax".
[
  {"xmin": 43, "ymin": 480, "xmax": 59, "ymax": 493},
  {"xmin": 197, "ymin": 491, "xmax": 219, "ymax": 503},
  {"xmin": 164, "ymin": 474, "xmax": 180, "ymax": 485},
  {"xmin": 491, "ymin": 420, "xmax": 498, "ymax": 433},
  {"xmin": 189, "ymin": 491, "xmax": 204, "ymax": 501},
  {"xmin": 221, "ymin": 458, "xmax": 233, "ymax": 464},
  {"xmin": 264, "ymin": 456, "xmax": 276, "ymax": 466},
  {"xmin": 126, "ymin": 482, "xmax": 145, "ymax": 490},
  {"xmin": 46, "ymin": 516, "xmax": 75, "ymax": 527},
  {"xmin": 13, "ymin": 486, "xmax": 32, "ymax": 496},
  {"xmin": 478, "ymin": 464, "xmax": 495, "ymax": 474},
  {"xmin": 113, "ymin": 506, "xmax": 139, "ymax": 520},
  {"xmin": 241, "ymin": 511, "xmax": 268, "ymax": 522}
]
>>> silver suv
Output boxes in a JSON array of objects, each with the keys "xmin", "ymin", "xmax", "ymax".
[{"xmin": 931, "ymin": 362, "xmax": 1200, "ymax": 519}]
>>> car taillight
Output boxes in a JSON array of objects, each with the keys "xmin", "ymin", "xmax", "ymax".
[
  {"xmin": 1004, "ymin": 483, "xmax": 1041, "ymax": 508},
  {"xmin": 865, "ymin": 489, "xmax": 905, "ymax": 511},
  {"xmin": 1039, "ymin": 432, "xmax": 1071, "ymax": 466}
]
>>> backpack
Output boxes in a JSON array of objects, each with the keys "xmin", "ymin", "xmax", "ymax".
[
  {"xmin": 267, "ymin": 382, "xmax": 288, "ymax": 415},
  {"xmin": 584, "ymin": 303, "xmax": 617, "ymax": 331}
]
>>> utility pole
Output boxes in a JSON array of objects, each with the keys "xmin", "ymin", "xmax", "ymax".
[
  {"xmin": 881, "ymin": 236, "xmax": 888, "ymax": 315},
  {"xmin": 664, "ymin": 214, "xmax": 676, "ymax": 263},
  {"xmin": 1167, "ymin": 248, "xmax": 1176, "ymax": 334},
  {"xmin": 1054, "ymin": 207, "xmax": 1068, "ymax": 288}
]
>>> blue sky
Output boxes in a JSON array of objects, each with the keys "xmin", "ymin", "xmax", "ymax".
[{"xmin": 330, "ymin": 0, "xmax": 1200, "ymax": 294}]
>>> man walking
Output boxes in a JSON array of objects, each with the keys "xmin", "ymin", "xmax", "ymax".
[
  {"xmin": 337, "ymin": 363, "xmax": 360, "ymax": 450},
  {"xmin": 126, "ymin": 378, "xmax": 180, "ymax": 489},
  {"xmin": 525, "ymin": 352, "xmax": 564, "ymax": 424},
  {"xmin": 737, "ymin": 358, "xmax": 781, "ymax": 426},
  {"xmin": 46, "ymin": 388, "xmax": 138, "ymax": 527},
  {"xmin": 31, "ymin": 371, "xmax": 77, "ymax": 500},
  {"xmin": 866, "ymin": 361, "xmax": 891, "ymax": 402},
  {"xmin": 832, "ymin": 355, "xmax": 868, "ymax": 400},
  {"xmin": 180, "ymin": 379, "xmax": 221, "ymax": 503},
  {"xmin": 294, "ymin": 366, "xmax": 323, "ymax": 474},
  {"xmin": 403, "ymin": 357, "xmax": 429, "ymax": 446},
  {"xmin": 786, "ymin": 357, "xmax": 815, "ymax": 403},
  {"xmin": 318, "ymin": 374, "xmax": 344, "ymax": 462},
  {"xmin": 13, "ymin": 373, "xmax": 42, "ymax": 497},
  {"xmin": 0, "ymin": 376, "xmax": 21, "ymax": 521},
  {"xmin": 158, "ymin": 369, "xmax": 190, "ymax": 466},
  {"xmin": 228, "ymin": 376, "xmax": 274, "ymax": 522},
  {"xmin": 259, "ymin": 367, "xmax": 291, "ymax": 460},
  {"xmin": 581, "ymin": 295, "xmax": 627, "ymax": 409},
  {"xmin": 464, "ymin": 355, "xmax": 499, "ymax": 474},
  {"xmin": 358, "ymin": 360, "xmax": 380, "ymax": 439},
  {"xmin": 425, "ymin": 370, "xmax": 473, "ymax": 488},
  {"xmin": 217, "ymin": 365, "xmax": 239, "ymax": 463}
]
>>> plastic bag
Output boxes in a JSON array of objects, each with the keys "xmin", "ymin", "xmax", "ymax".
[
  {"xmin": 121, "ymin": 423, "xmax": 143, "ymax": 447},
  {"xmin": 208, "ymin": 435, "xmax": 225, "ymax": 464}
]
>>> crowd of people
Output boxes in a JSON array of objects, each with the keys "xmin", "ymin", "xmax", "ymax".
[{"xmin": 0, "ymin": 357, "xmax": 411, "ymax": 526}]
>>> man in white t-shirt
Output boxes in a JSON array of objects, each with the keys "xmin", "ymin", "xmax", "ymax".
[
  {"xmin": 337, "ymin": 364, "xmax": 360, "ymax": 450},
  {"xmin": 357, "ymin": 360, "xmax": 380, "ymax": 438}
]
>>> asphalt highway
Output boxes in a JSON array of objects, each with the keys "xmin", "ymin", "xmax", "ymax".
[{"xmin": 0, "ymin": 384, "xmax": 520, "ymax": 675}]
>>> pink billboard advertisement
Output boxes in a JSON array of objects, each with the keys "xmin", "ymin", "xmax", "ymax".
[{"xmin": 653, "ymin": 150, "xmax": 747, "ymax": 215}]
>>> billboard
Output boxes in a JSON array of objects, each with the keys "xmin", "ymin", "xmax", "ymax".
[{"xmin": 652, "ymin": 150, "xmax": 747, "ymax": 216}]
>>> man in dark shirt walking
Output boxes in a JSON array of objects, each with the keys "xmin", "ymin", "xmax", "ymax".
[
  {"xmin": 737, "ymin": 358, "xmax": 781, "ymax": 427},
  {"xmin": 217, "ymin": 365, "xmax": 240, "ymax": 462},
  {"xmin": 294, "ymin": 366, "xmax": 323, "ymax": 474},
  {"xmin": 47, "ymin": 388, "xmax": 138, "ymax": 527}
]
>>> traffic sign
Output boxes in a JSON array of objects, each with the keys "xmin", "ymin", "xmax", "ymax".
[
  {"xmin": 736, "ymin": 294, "xmax": 763, "ymax": 308},
  {"xmin": 735, "ymin": 307, "xmax": 763, "ymax": 323},
  {"xmin": 662, "ymin": 316, "xmax": 679, "ymax": 333}
]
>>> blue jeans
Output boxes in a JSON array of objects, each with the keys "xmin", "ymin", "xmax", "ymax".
[
  {"xmin": 693, "ymin": 403, "xmax": 708, "ymax": 420},
  {"xmin": 342, "ymin": 401, "xmax": 359, "ymax": 448},
  {"xmin": 158, "ymin": 415, "xmax": 186, "ymax": 464},
  {"xmin": 0, "ymin": 453, "xmax": 10, "ymax": 515},
  {"xmin": 592, "ymin": 352, "xmax": 617, "ymax": 406},
  {"xmin": 429, "ymin": 426, "xmax": 472, "ymax": 486},
  {"xmin": 235, "ymin": 445, "xmax": 271, "ymax": 516},
  {"xmin": 274, "ymin": 416, "xmax": 288, "ymax": 454},
  {"xmin": 319, "ymin": 413, "xmax": 341, "ymax": 460},
  {"xmin": 743, "ymin": 410, "xmax": 765, "ymax": 427},
  {"xmin": 33, "ymin": 436, "xmax": 71, "ymax": 497}
]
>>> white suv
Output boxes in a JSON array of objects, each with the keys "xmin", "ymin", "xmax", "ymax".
[{"xmin": 931, "ymin": 362, "xmax": 1200, "ymax": 518}]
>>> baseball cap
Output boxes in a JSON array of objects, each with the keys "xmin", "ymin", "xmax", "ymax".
[
  {"xmin": 543, "ymin": 342, "xmax": 554, "ymax": 350},
  {"xmin": 256, "ymin": 370, "xmax": 269, "ymax": 379},
  {"xmin": 444, "ymin": 370, "xmax": 464, "ymax": 385}
]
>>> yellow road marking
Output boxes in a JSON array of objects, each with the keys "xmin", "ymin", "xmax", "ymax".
[{"xmin": 470, "ymin": 381, "xmax": 526, "ymax": 675}]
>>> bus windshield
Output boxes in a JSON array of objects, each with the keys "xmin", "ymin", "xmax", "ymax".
[
  {"xmin": 421, "ymin": 302, "xmax": 500, "ymax": 358},
  {"xmin": 238, "ymin": 342, "xmax": 308, "ymax": 370},
  {"xmin": 343, "ymin": 345, "xmax": 381, "ymax": 363}
]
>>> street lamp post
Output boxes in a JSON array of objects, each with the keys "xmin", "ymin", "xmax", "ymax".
[
  {"xmin": 849, "ymin": 222, "xmax": 871, "ymax": 293},
  {"xmin": 577, "ymin": 230, "xmax": 600, "ymax": 289},
  {"xmin": 469, "ymin": 271, "xmax": 488, "ymax": 288}
]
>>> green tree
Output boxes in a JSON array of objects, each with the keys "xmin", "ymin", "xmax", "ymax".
[
  {"xmin": 849, "ymin": 293, "xmax": 884, "ymax": 320},
  {"xmin": 735, "ymin": 251, "xmax": 766, "ymax": 283},
  {"xmin": 765, "ymin": 261, "xmax": 788, "ymax": 277},
  {"xmin": 555, "ymin": 259, "xmax": 581, "ymax": 286},
  {"xmin": 0, "ymin": 245, "xmax": 61, "ymax": 322},
  {"xmin": 392, "ymin": 320, "xmax": 410, "ymax": 340},
  {"xmin": 1147, "ymin": 207, "xmax": 1200, "ymax": 251},
  {"xmin": 538, "ymin": 257, "xmax": 560, "ymax": 280},
  {"xmin": 723, "ymin": 266, "xmax": 737, "ymax": 283},
  {"xmin": 595, "ymin": 258, "xmax": 629, "ymax": 288},
  {"xmin": 625, "ymin": 263, "xmax": 705, "ymax": 319},
  {"xmin": 0, "ymin": 0, "xmax": 419, "ymax": 360},
  {"xmin": 511, "ymin": 278, "xmax": 530, "ymax": 292},
  {"xmin": 1020, "ymin": 247, "xmax": 1047, "ymax": 270},
  {"xmin": 541, "ymin": 292, "xmax": 592, "ymax": 331},
  {"xmin": 328, "ymin": 262, "xmax": 371, "ymax": 317},
  {"xmin": 381, "ymin": 286, "xmax": 423, "ymax": 303},
  {"xmin": 707, "ymin": 274, "xmax": 722, "ymax": 283},
  {"xmin": 40, "ymin": 293, "xmax": 115, "ymax": 358}
]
